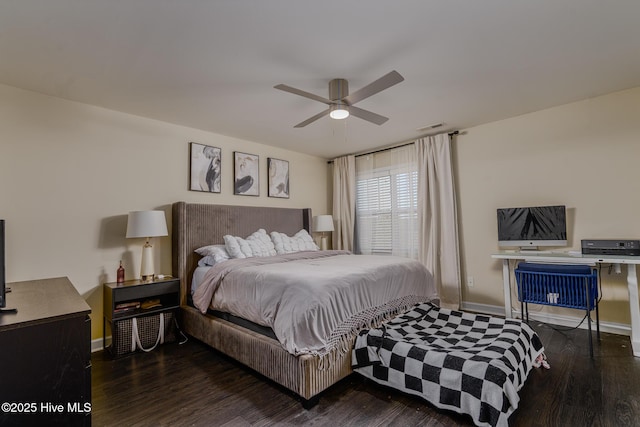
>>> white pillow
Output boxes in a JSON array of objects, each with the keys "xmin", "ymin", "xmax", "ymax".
[
  {"xmin": 270, "ymin": 229, "xmax": 319, "ymax": 254},
  {"xmin": 198, "ymin": 255, "xmax": 223, "ymax": 267},
  {"xmin": 194, "ymin": 244, "xmax": 231, "ymax": 264},
  {"xmin": 224, "ymin": 229, "xmax": 277, "ymax": 259}
]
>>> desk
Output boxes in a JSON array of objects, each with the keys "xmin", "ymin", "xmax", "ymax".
[{"xmin": 491, "ymin": 251, "xmax": 640, "ymax": 357}]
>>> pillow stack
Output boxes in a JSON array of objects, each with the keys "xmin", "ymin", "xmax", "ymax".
[{"xmin": 195, "ymin": 228, "xmax": 320, "ymax": 266}]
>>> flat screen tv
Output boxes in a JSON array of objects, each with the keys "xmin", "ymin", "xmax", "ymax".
[
  {"xmin": 0, "ymin": 219, "xmax": 5, "ymax": 308},
  {"xmin": 0, "ymin": 219, "xmax": 16, "ymax": 313},
  {"xmin": 497, "ymin": 205, "xmax": 567, "ymax": 250}
]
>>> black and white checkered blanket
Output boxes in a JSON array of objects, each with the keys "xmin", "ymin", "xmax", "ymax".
[{"xmin": 352, "ymin": 303, "xmax": 545, "ymax": 427}]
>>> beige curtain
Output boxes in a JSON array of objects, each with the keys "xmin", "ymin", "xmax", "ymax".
[
  {"xmin": 416, "ymin": 134, "xmax": 461, "ymax": 309},
  {"xmin": 332, "ymin": 155, "xmax": 356, "ymax": 251}
]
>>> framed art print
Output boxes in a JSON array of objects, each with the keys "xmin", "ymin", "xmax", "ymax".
[
  {"xmin": 190, "ymin": 142, "xmax": 221, "ymax": 193},
  {"xmin": 268, "ymin": 158, "xmax": 289, "ymax": 198},
  {"xmin": 234, "ymin": 151, "xmax": 259, "ymax": 196}
]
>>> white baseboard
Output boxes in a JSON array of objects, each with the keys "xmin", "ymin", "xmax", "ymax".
[
  {"xmin": 91, "ymin": 336, "xmax": 111, "ymax": 353},
  {"xmin": 92, "ymin": 304, "xmax": 631, "ymax": 352},
  {"xmin": 460, "ymin": 301, "xmax": 506, "ymax": 317},
  {"xmin": 460, "ymin": 301, "xmax": 631, "ymax": 337}
]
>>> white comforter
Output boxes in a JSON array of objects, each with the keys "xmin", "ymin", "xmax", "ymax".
[{"xmin": 192, "ymin": 251, "xmax": 437, "ymax": 356}]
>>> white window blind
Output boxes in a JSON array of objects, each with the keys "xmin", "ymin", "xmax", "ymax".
[{"xmin": 355, "ymin": 162, "xmax": 418, "ymax": 258}]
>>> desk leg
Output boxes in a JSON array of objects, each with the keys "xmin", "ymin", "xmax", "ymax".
[
  {"xmin": 502, "ymin": 259, "xmax": 513, "ymax": 318},
  {"xmin": 627, "ymin": 264, "xmax": 640, "ymax": 357}
]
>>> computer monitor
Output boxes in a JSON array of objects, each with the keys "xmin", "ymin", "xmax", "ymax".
[{"xmin": 497, "ymin": 205, "xmax": 567, "ymax": 250}]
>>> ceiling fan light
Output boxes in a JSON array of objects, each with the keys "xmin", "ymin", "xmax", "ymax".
[{"xmin": 329, "ymin": 106, "xmax": 349, "ymax": 120}]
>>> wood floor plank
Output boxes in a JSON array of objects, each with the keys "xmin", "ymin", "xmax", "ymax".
[{"xmin": 92, "ymin": 322, "xmax": 640, "ymax": 426}]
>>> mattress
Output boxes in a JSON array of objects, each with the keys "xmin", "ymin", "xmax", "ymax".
[
  {"xmin": 192, "ymin": 251, "xmax": 437, "ymax": 356},
  {"xmin": 190, "ymin": 266, "xmax": 276, "ymax": 339}
]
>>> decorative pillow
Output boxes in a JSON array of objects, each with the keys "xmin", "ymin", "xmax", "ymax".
[
  {"xmin": 194, "ymin": 244, "xmax": 231, "ymax": 264},
  {"xmin": 224, "ymin": 229, "xmax": 277, "ymax": 259},
  {"xmin": 270, "ymin": 229, "xmax": 319, "ymax": 254}
]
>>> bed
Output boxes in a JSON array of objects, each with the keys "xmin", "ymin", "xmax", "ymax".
[{"xmin": 171, "ymin": 201, "xmax": 437, "ymax": 406}]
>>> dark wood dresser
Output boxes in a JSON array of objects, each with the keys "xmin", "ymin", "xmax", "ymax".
[{"xmin": 0, "ymin": 277, "xmax": 91, "ymax": 426}]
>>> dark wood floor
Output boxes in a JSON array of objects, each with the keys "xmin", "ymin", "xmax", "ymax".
[{"xmin": 92, "ymin": 322, "xmax": 640, "ymax": 426}]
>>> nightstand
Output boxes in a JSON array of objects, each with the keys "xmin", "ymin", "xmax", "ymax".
[{"xmin": 103, "ymin": 276, "xmax": 180, "ymax": 357}]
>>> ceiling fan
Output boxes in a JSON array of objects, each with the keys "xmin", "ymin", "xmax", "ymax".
[{"xmin": 274, "ymin": 70, "xmax": 404, "ymax": 128}]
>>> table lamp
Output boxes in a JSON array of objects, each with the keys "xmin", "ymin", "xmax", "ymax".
[
  {"xmin": 312, "ymin": 215, "xmax": 334, "ymax": 250},
  {"xmin": 126, "ymin": 210, "xmax": 168, "ymax": 281}
]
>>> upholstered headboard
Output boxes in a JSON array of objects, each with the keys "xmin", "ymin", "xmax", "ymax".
[{"xmin": 171, "ymin": 202, "xmax": 312, "ymax": 305}]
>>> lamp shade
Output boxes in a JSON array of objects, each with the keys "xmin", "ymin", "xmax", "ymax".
[
  {"xmin": 126, "ymin": 210, "xmax": 168, "ymax": 239},
  {"xmin": 312, "ymin": 215, "xmax": 335, "ymax": 233}
]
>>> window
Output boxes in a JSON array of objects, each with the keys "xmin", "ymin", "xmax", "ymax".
[{"xmin": 355, "ymin": 164, "xmax": 418, "ymax": 258}]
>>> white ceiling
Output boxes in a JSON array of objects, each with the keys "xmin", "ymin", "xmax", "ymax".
[{"xmin": 1, "ymin": 1, "xmax": 639, "ymax": 159}]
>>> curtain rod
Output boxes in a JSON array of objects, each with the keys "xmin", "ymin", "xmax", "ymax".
[{"xmin": 326, "ymin": 130, "xmax": 459, "ymax": 164}]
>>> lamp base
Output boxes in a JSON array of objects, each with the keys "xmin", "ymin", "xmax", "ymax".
[
  {"xmin": 320, "ymin": 236, "xmax": 328, "ymax": 251},
  {"xmin": 140, "ymin": 240, "xmax": 155, "ymax": 282}
]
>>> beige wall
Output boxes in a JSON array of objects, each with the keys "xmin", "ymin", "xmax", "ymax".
[
  {"xmin": 455, "ymin": 86, "xmax": 640, "ymax": 326},
  {"xmin": 0, "ymin": 84, "xmax": 330, "ymax": 340},
  {"xmin": 3, "ymin": 81, "xmax": 638, "ymax": 340}
]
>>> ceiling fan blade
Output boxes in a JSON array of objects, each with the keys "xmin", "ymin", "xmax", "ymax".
[
  {"xmin": 343, "ymin": 70, "xmax": 404, "ymax": 105},
  {"xmin": 349, "ymin": 106, "xmax": 389, "ymax": 125},
  {"xmin": 274, "ymin": 84, "xmax": 331, "ymax": 105},
  {"xmin": 294, "ymin": 109, "xmax": 331, "ymax": 128}
]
